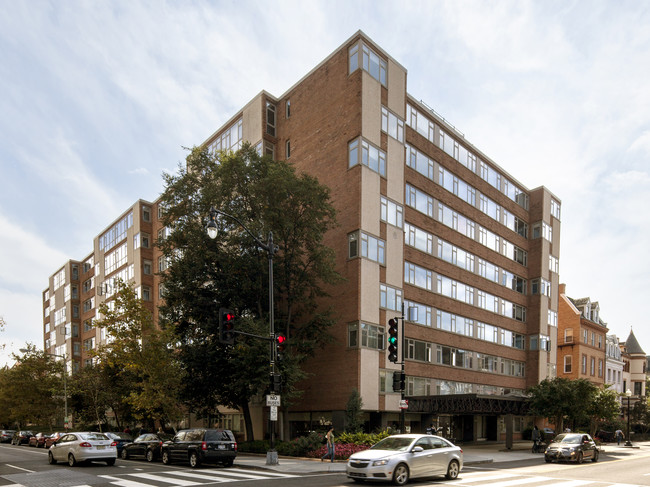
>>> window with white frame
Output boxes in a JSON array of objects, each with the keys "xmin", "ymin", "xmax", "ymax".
[
  {"xmin": 348, "ymin": 322, "xmax": 385, "ymax": 350},
  {"xmin": 380, "ymin": 197, "xmax": 403, "ymax": 228},
  {"xmin": 381, "ymin": 106, "xmax": 404, "ymax": 142},
  {"xmin": 380, "ymin": 284, "xmax": 402, "ymax": 312},
  {"xmin": 349, "ymin": 138, "xmax": 386, "ymax": 176}
]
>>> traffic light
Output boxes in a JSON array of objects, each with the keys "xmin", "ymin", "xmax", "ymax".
[
  {"xmin": 272, "ymin": 373, "xmax": 282, "ymax": 393},
  {"xmin": 275, "ymin": 334, "xmax": 287, "ymax": 361},
  {"xmin": 388, "ymin": 318, "xmax": 399, "ymax": 363},
  {"xmin": 392, "ymin": 370, "xmax": 406, "ymax": 392},
  {"xmin": 219, "ymin": 308, "xmax": 235, "ymax": 344}
]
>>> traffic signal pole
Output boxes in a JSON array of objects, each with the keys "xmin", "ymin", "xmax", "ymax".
[{"xmin": 400, "ymin": 303, "xmax": 405, "ymax": 433}]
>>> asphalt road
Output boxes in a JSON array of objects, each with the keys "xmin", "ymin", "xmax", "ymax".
[{"xmin": 3, "ymin": 442, "xmax": 650, "ymax": 487}]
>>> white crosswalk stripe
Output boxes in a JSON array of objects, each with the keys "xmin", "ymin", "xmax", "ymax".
[
  {"xmin": 99, "ymin": 467, "xmax": 297, "ymax": 487},
  {"xmin": 456, "ymin": 470, "xmax": 645, "ymax": 487}
]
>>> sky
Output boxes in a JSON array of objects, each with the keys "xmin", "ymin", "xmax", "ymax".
[{"xmin": 1, "ymin": 0, "xmax": 649, "ymax": 367}]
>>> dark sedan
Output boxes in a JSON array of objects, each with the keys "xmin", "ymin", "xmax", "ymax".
[
  {"xmin": 121, "ymin": 433, "xmax": 173, "ymax": 462},
  {"xmin": 11, "ymin": 430, "xmax": 34, "ymax": 445},
  {"xmin": 104, "ymin": 432, "xmax": 133, "ymax": 455},
  {"xmin": 545, "ymin": 433, "xmax": 599, "ymax": 463},
  {"xmin": 28, "ymin": 432, "xmax": 47, "ymax": 448}
]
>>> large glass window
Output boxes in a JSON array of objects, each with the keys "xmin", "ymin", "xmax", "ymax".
[
  {"xmin": 381, "ymin": 197, "xmax": 403, "ymax": 228},
  {"xmin": 349, "ymin": 138, "xmax": 386, "ymax": 176},
  {"xmin": 381, "ymin": 107, "xmax": 404, "ymax": 142},
  {"xmin": 380, "ymin": 284, "xmax": 402, "ymax": 312},
  {"xmin": 349, "ymin": 231, "xmax": 385, "ymax": 265}
]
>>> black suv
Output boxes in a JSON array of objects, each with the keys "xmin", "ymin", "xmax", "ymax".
[{"xmin": 161, "ymin": 428, "xmax": 236, "ymax": 468}]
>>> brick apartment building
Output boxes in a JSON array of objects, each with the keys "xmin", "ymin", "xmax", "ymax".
[{"xmin": 43, "ymin": 31, "xmax": 562, "ymax": 441}]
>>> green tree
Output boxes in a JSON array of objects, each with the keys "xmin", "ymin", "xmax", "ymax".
[
  {"xmin": 4, "ymin": 345, "xmax": 63, "ymax": 428},
  {"xmin": 158, "ymin": 144, "xmax": 341, "ymax": 440},
  {"xmin": 527, "ymin": 377, "xmax": 597, "ymax": 432},
  {"xmin": 587, "ymin": 385, "xmax": 620, "ymax": 436},
  {"xmin": 345, "ymin": 389, "xmax": 364, "ymax": 433},
  {"xmin": 93, "ymin": 280, "xmax": 184, "ymax": 429}
]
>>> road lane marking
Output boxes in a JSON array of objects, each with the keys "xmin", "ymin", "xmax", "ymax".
[{"xmin": 5, "ymin": 464, "xmax": 34, "ymax": 472}]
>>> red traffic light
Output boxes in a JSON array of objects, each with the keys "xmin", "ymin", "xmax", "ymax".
[{"xmin": 276, "ymin": 334, "xmax": 287, "ymax": 344}]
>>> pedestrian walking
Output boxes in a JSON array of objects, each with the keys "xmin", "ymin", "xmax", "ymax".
[
  {"xmin": 321, "ymin": 427, "xmax": 335, "ymax": 463},
  {"xmin": 615, "ymin": 429, "xmax": 623, "ymax": 445}
]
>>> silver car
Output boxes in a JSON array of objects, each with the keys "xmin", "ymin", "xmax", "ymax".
[
  {"xmin": 346, "ymin": 434, "xmax": 463, "ymax": 485},
  {"xmin": 48, "ymin": 432, "xmax": 117, "ymax": 466}
]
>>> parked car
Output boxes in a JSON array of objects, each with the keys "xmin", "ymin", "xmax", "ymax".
[
  {"xmin": 104, "ymin": 432, "xmax": 133, "ymax": 456},
  {"xmin": 48, "ymin": 432, "xmax": 117, "ymax": 466},
  {"xmin": 544, "ymin": 433, "xmax": 599, "ymax": 463},
  {"xmin": 45, "ymin": 432, "xmax": 64, "ymax": 449},
  {"xmin": 346, "ymin": 434, "xmax": 463, "ymax": 485},
  {"xmin": 28, "ymin": 432, "xmax": 47, "ymax": 448},
  {"xmin": 161, "ymin": 428, "xmax": 237, "ymax": 468},
  {"xmin": 121, "ymin": 432, "xmax": 173, "ymax": 462},
  {"xmin": 0, "ymin": 430, "xmax": 16, "ymax": 443},
  {"xmin": 11, "ymin": 430, "xmax": 34, "ymax": 445}
]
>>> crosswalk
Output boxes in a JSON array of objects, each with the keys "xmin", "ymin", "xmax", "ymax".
[
  {"xmin": 3, "ymin": 467, "xmax": 297, "ymax": 487},
  {"xmin": 456, "ymin": 471, "xmax": 646, "ymax": 487}
]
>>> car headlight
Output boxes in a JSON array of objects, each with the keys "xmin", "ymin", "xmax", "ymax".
[{"xmin": 372, "ymin": 459, "xmax": 389, "ymax": 466}]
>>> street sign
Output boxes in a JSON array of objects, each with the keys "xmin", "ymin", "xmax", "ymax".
[
  {"xmin": 266, "ymin": 394, "xmax": 281, "ymax": 407},
  {"xmin": 270, "ymin": 406, "xmax": 278, "ymax": 421},
  {"xmin": 399, "ymin": 399, "xmax": 409, "ymax": 410}
]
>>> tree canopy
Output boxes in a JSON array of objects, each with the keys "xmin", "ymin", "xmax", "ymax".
[{"xmin": 157, "ymin": 144, "xmax": 341, "ymax": 440}]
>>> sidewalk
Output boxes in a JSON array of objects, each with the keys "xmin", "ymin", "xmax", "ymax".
[{"xmin": 234, "ymin": 441, "xmax": 650, "ymax": 475}]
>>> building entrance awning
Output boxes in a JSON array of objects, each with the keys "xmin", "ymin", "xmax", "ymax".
[{"xmin": 407, "ymin": 394, "xmax": 530, "ymax": 416}]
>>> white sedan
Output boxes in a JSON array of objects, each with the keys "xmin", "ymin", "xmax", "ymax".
[
  {"xmin": 347, "ymin": 434, "xmax": 463, "ymax": 485},
  {"xmin": 48, "ymin": 432, "xmax": 117, "ymax": 466}
]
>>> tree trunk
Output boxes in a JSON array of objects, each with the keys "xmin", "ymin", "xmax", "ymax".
[{"xmin": 242, "ymin": 401, "xmax": 254, "ymax": 441}]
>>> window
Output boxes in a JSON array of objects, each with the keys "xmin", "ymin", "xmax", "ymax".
[
  {"xmin": 285, "ymin": 99, "xmax": 291, "ymax": 118},
  {"xmin": 549, "ymin": 255, "xmax": 559, "ymax": 273},
  {"xmin": 143, "ymin": 260, "xmax": 152, "ymax": 275},
  {"xmin": 348, "ymin": 42, "xmax": 387, "ymax": 85},
  {"xmin": 551, "ymin": 199, "xmax": 561, "ymax": 220},
  {"xmin": 349, "ymin": 138, "xmax": 386, "ymax": 176},
  {"xmin": 348, "ymin": 233, "xmax": 358, "ymax": 258},
  {"xmin": 142, "ymin": 206, "xmax": 151, "ymax": 222},
  {"xmin": 142, "ymin": 286, "xmax": 151, "ymax": 302},
  {"xmin": 381, "ymin": 107, "xmax": 404, "ymax": 142},
  {"xmin": 380, "ymin": 197, "xmax": 403, "ymax": 228},
  {"xmin": 99, "ymin": 212, "xmax": 133, "ymax": 251},
  {"xmin": 285, "ymin": 140, "xmax": 291, "ymax": 158},
  {"xmin": 590, "ymin": 357, "xmax": 595, "ymax": 376},
  {"xmin": 141, "ymin": 233, "xmax": 150, "ymax": 248},
  {"xmin": 208, "ymin": 119, "xmax": 243, "ymax": 153},
  {"xmin": 582, "ymin": 355, "xmax": 587, "ymax": 374},
  {"xmin": 407, "ymin": 339, "xmax": 433, "ymax": 363},
  {"xmin": 347, "ymin": 230, "xmax": 385, "ymax": 264},
  {"xmin": 380, "ymin": 284, "xmax": 402, "ymax": 312},
  {"xmin": 266, "ymin": 102, "xmax": 276, "ymax": 136},
  {"xmin": 348, "ymin": 323, "xmax": 385, "ymax": 350},
  {"xmin": 564, "ymin": 355, "xmax": 573, "ymax": 374}
]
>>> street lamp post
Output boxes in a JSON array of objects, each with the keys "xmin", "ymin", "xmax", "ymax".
[
  {"xmin": 20, "ymin": 349, "xmax": 68, "ymax": 430},
  {"xmin": 625, "ymin": 389, "xmax": 633, "ymax": 447},
  {"xmin": 207, "ymin": 207, "xmax": 279, "ymax": 465}
]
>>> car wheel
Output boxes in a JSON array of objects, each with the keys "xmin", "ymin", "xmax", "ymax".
[
  {"xmin": 68, "ymin": 453, "xmax": 77, "ymax": 467},
  {"xmin": 592, "ymin": 450, "xmax": 599, "ymax": 462},
  {"xmin": 162, "ymin": 450, "xmax": 171, "ymax": 465},
  {"xmin": 222, "ymin": 458, "xmax": 234, "ymax": 467},
  {"xmin": 545, "ymin": 456, "xmax": 552, "ymax": 463},
  {"xmin": 392, "ymin": 463, "xmax": 409, "ymax": 486},
  {"xmin": 146, "ymin": 449, "xmax": 154, "ymax": 462},
  {"xmin": 48, "ymin": 451, "xmax": 57, "ymax": 465},
  {"xmin": 576, "ymin": 451, "xmax": 583, "ymax": 464},
  {"xmin": 189, "ymin": 451, "xmax": 201, "ymax": 468},
  {"xmin": 446, "ymin": 460, "xmax": 460, "ymax": 480},
  {"xmin": 106, "ymin": 459, "xmax": 116, "ymax": 466},
  {"xmin": 121, "ymin": 449, "xmax": 129, "ymax": 460}
]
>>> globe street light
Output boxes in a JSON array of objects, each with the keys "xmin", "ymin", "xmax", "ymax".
[
  {"xmin": 206, "ymin": 206, "xmax": 280, "ymax": 465},
  {"xmin": 20, "ymin": 349, "xmax": 68, "ymax": 430},
  {"xmin": 625, "ymin": 389, "xmax": 633, "ymax": 447}
]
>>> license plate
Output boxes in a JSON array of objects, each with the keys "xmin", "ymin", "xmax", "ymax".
[
  {"xmin": 96, "ymin": 445, "xmax": 105, "ymax": 450},
  {"xmin": 218, "ymin": 444, "xmax": 225, "ymax": 449}
]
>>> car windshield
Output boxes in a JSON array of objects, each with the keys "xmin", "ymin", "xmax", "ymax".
[
  {"xmin": 80, "ymin": 433, "xmax": 109, "ymax": 441},
  {"xmin": 370, "ymin": 437, "xmax": 414, "ymax": 451},
  {"xmin": 106, "ymin": 432, "xmax": 132, "ymax": 440},
  {"xmin": 554, "ymin": 434, "xmax": 583, "ymax": 444}
]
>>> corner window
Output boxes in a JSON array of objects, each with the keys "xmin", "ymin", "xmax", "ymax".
[
  {"xmin": 142, "ymin": 206, "xmax": 151, "ymax": 222},
  {"xmin": 348, "ymin": 137, "xmax": 386, "ymax": 177},
  {"xmin": 266, "ymin": 102, "xmax": 276, "ymax": 137}
]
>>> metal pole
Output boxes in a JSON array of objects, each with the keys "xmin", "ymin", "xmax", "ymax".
[
  {"xmin": 400, "ymin": 303, "xmax": 405, "ymax": 433},
  {"xmin": 267, "ymin": 231, "xmax": 278, "ymax": 465}
]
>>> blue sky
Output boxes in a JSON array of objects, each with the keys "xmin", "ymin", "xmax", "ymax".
[{"xmin": 1, "ymin": 0, "xmax": 649, "ymax": 366}]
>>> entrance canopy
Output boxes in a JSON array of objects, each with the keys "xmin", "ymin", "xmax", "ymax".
[{"xmin": 408, "ymin": 394, "xmax": 530, "ymax": 416}]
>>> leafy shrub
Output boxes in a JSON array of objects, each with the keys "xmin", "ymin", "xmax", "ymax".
[
  {"xmin": 306, "ymin": 443, "xmax": 370, "ymax": 460},
  {"xmin": 276, "ymin": 431, "xmax": 324, "ymax": 457},
  {"xmin": 335, "ymin": 430, "xmax": 390, "ymax": 446}
]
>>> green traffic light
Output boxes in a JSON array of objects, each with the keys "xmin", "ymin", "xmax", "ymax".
[{"xmin": 388, "ymin": 336, "xmax": 397, "ymax": 344}]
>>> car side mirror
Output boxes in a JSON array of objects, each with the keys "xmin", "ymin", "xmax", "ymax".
[{"xmin": 412, "ymin": 446, "xmax": 424, "ymax": 453}]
